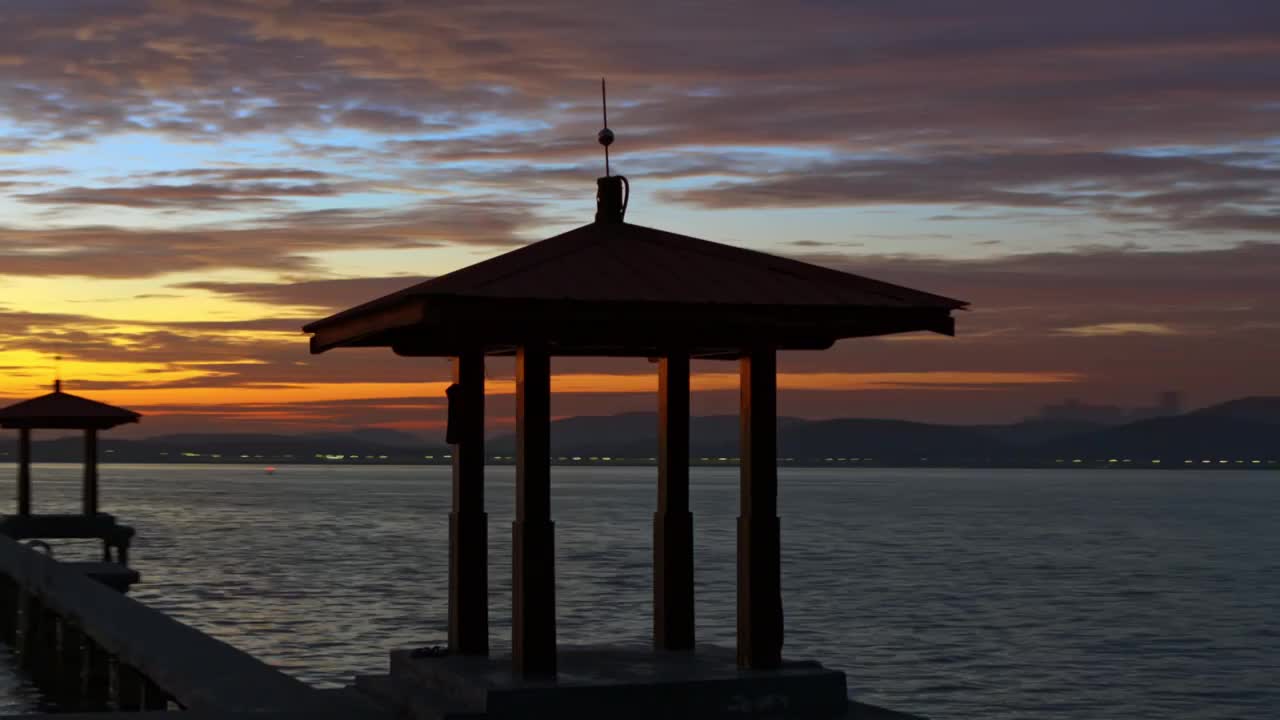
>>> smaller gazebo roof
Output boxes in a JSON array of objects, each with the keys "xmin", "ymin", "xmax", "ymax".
[{"xmin": 0, "ymin": 382, "xmax": 141, "ymax": 430}]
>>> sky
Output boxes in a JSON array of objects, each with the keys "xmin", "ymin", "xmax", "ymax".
[{"xmin": 1, "ymin": 0, "xmax": 1278, "ymax": 437}]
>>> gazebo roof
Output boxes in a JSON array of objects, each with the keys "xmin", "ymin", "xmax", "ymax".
[
  {"xmin": 0, "ymin": 384, "xmax": 141, "ymax": 430},
  {"xmin": 305, "ymin": 214, "xmax": 966, "ymax": 358}
]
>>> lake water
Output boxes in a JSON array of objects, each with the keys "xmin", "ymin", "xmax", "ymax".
[{"xmin": 0, "ymin": 465, "xmax": 1276, "ymax": 719}]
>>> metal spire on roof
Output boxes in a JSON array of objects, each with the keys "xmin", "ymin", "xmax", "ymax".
[
  {"xmin": 595, "ymin": 78, "xmax": 629, "ymax": 223},
  {"xmin": 54, "ymin": 355, "xmax": 62, "ymax": 393},
  {"xmin": 598, "ymin": 77, "xmax": 614, "ymax": 177}
]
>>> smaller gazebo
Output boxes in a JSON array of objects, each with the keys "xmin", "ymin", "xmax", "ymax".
[{"xmin": 0, "ymin": 380, "xmax": 140, "ymax": 573}]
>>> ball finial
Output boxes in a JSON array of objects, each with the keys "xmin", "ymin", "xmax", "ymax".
[{"xmin": 598, "ymin": 127, "xmax": 614, "ymax": 147}]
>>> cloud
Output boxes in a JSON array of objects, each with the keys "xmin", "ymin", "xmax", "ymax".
[
  {"xmin": 1057, "ymin": 323, "xmax": 1182, "ymax": 337},
  {"xmin": 793, "ymin": 241, "xmax": 1280, "ymax": 318},
  {"xmin": 1, "ymin": 1, "xmax": 1277, "ymax": 240},
  {"xmin": 0, "ymin": 1, "xmax": 1276, "ymax": 156},
  {"xmin": 2, "ymin": 0, "xmax": 1279, "ymax": 429},
  {"xmin": 145, "ymin": 168, "xmax": 336, "ymax": 182},
  {"xmin": 0, "ymin": 197, "xmax": 539, "ymax": 278},
  {"xmin": 333, "ymin": 107, "xmax": 455, "ymax": 133},
  {"xmin": 178, "ymin": 276, "xmax": 426, "ymax": 312},
  {"xmin": 660, "ymin": 152, "xmax": 1280, "ymax": 234},
  {"xmin": 17, "ymin": 181, "xmax": 347, "ymax": 209}
]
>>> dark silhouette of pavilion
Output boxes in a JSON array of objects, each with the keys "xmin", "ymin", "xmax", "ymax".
[
  {"xmin": 304, "ymin": 134, "xmax": 965, "ymax": 715},
  {"xmin": 0, "ymin": 380, "xmax": 140, "ymax": 588}
]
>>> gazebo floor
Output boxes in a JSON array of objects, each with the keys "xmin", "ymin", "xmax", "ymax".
[{"xmin": 366, "ymin": 642, "xmax": 853, "ymax": 719}]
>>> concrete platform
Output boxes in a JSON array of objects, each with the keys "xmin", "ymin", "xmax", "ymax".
[{"xmin": 382, "ymin": 643, "xmax": 852, "ymax": 719}]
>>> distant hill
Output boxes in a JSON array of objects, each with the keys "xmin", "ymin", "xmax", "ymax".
[
  {"xmin": 491, "ymin": 414, "xmax": 1091, "ymax": 462},
  {"xmin": 489, "ymin": 399, "xmax": 1280, "ymax": 466},
  {"xmin": 308, "ymin": 427, "xmax": 428, "ymax": 448},
  {"xmin": 971, "ymin": 419, "xmax": 1106, "ymax": 447},
  {"xmin": 1044, "ymin": 413, "xmax": 1278, "ymax": 461},
  {"xmin": 490, "ymin": 413, "xmax": 788, "ymax": 458},
  {"xmin": 1189, "ymin": 396, "xmax": 1280, "ymax": 424},
  {"xmin": 6, "ymin": 396, "xmax": 1276, "ymax": 467},
  {"xmin": 779, "ymin": 419, "xmax": 1006, "ymax": 463}
]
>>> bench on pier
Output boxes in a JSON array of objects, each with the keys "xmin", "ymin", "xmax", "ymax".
[{"xmin": 0, "ymin": 513, "xmax": 135, "ymax": 565}]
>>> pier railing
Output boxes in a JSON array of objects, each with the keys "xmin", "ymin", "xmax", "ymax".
[{"xmin": 0, "ymin": 534, "xmax": 359, "ymax": 715}]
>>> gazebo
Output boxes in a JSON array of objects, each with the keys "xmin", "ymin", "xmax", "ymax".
[
  {"xmin": 304, "ymin": 171, "xmax": 965, "ymax": 713},
  {"xmin": 0, "ymin": 380, "xmax": 140, "ymax": 576}
]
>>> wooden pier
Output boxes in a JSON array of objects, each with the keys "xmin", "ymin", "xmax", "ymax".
[{"xmin": 0, "ymin": 534, "xmax": 384, "ymax": 718}]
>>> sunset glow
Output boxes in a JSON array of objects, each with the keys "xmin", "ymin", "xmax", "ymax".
[{"xmin": 2, "ymin": 1, "xmax": 1277, "ymax": 435}]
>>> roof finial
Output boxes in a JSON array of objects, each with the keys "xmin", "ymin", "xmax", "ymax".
[
  {"xmin": 54, "ymin": 355, "xmax": 63, "ymax": 393},
  {"xmin": 598, "ymin": 77, "xmax": 614, "ymax": 177},
  {"xmin": 594, "ymin": 78, "xmax": 629, "ymax": 223}
]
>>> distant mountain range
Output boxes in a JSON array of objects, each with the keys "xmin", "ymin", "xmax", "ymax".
[{"xmin": 7, "ymin": 397, "xmax": 1278, "ymax": 468}]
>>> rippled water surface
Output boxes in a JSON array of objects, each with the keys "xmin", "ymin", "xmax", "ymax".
[{"xmin": 1, "ymin": 465, "xmax": 1277, "ymax": 718}]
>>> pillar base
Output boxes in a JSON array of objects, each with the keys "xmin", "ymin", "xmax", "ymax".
[
  {"xmin": 385, "ymin": 643, "xmax": 849, "ymax": 720},
  {"xmin": 737, "ymin": 514, "xmax": 782, "ymax": 670},
  {"xmin": 512, "ymin": 519, "xmax": 556, "ymax": 677},
  {"xmin": 448, "ymin": 511, "xmax": 489, "ymax": 656},
  {"xmin": 653, "ymin": 510, "xmax": 694, "ymax": 651}
]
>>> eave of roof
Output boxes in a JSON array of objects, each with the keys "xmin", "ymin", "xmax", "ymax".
[
  {"xmin": 302, "ymin": 220, "xmax": 967, "ymax": 356},
  {"xmin": 0, "ymin": 391, "xmax": 142, "ymax": 430}
]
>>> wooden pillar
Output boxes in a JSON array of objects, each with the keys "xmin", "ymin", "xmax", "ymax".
[
  {"xmin": 448, "ymin": 351, "xmax": 489, "ymax": 656},
  {"xmin": 83, "ymin": 428, "xmax": 99, "ymax": 516},
  {"xmin": 654, "ymin": 353, "xmax": 695, "ymax": 651},
  {"xmin": 512, "ymin": 346, "xmax": 556, "ymax": 676},
  {"xmin": 18, "ymin": 428, "xmax": 32, "ymax": 516},
  {"xmin": 737, "ymin": 349, "xmax": 783, "ymax": 669}
]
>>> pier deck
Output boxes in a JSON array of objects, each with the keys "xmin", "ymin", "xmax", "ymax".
[{"xmin": 0, "ymin": 534, "xmax": 385, "ymax": 717}]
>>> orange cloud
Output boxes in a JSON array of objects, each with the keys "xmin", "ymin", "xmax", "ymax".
[{"xmin": 1056, "ymin": 323, "xmax": 1181, "ymax": 337}]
